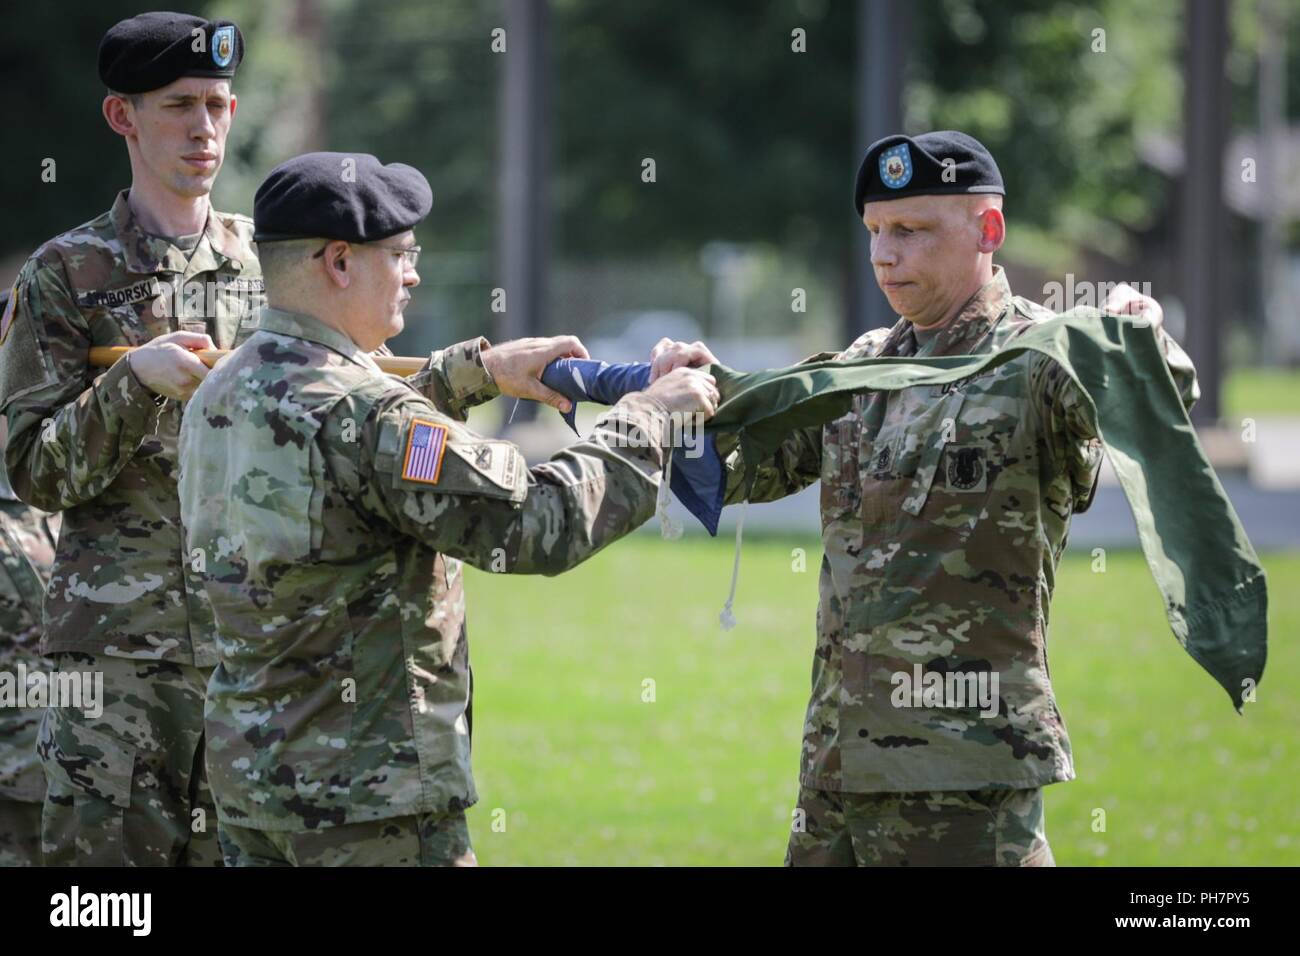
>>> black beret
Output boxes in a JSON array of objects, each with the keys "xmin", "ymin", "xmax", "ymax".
[
  {"xmin": 855, "ymin": 130, "xmax": 1004, "ymax": 215},
  {"xmin": 99, "ymin": 12, "xmax": 243, "ymax": 94},
  {"xmin": 253, "ymin": 152, "xmax": 433, "ymax": 244}
]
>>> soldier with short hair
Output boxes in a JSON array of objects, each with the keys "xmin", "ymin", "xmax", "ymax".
[
  {"xmin": 178, "ymin": 152, "xmax": 719, "ymax": 866},
  {"xmin": 649, "ymin": 130, "xmax": 1199, "ymax": 866},
  {"xmin": 0, "ymin": 11, "xmax": 264, "ymax": 866}
]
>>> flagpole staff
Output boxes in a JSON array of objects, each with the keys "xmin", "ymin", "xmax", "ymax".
[{"xmin": 87, "ymin": 346, "xmax": 429, "ymax": 378}]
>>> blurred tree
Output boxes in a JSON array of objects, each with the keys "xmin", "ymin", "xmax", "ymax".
[
  {"xmin": 310, "ymin": 0, "xmax": 503, "ymax": 349},
  {"xmin": 5, "ymin": 1, "xmax": 1296, "ymax": 343},
  {"xmin": 908, "ymin": 0, "xmax": 1182, "ymax": 267},
  {"xmin": 552, "ymin": 0, "xmax": 855, "ymax": 264},
  {"xmin": 209, "ymin": 0, "xmax": 323, "ymax": 217},
  {"xmin": 0, "ymin": 1, "xmax": 144, "ymax": 260}
]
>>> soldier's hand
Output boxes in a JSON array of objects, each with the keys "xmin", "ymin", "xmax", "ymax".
[
  {"xmin": 644, "ymin": 367, "xmax": 720, "ymax": 418},
  {"xmin": 483, "ymin": 335, "xmax": 590, "ymax": 413},
  {"xmin": 1104, "ymin": 283, "xmax": 1164, "ymax": 332},
  {"xmin": 126, "ymin": 331, "xmax": 215, "ymax": 402},
  {"xmin": 649, "ymin": 338, "xmax": 719, "ymax": 383}
]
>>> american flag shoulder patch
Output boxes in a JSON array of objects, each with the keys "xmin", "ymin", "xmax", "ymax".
[{"xmin": 401, "ymin": 418, "xmax": 450, "ymax": 484}]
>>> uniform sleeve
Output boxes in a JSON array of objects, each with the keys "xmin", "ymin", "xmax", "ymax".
[
  {"xmin": 716, "ymin": 427, "xmax": 823, "ymax": 505},
  {"xmin": 324, "ymin": 388, "xmax": 673, "ymax": 575},
  {"xmin": 374, "ymin": 336, "xmax": 500, "ymax": 422},
  {"xmin": 1034, "ymin": 323, "xmax": 1198, "ymax": 513},
  {"xmin": 714, "ymin": 348, "xmax": 846, "ymax": 505},
  {"xmin": 1030, "ymin": 354, "xmax": 1103, "ymax": 510},
  {"xmin": 0, "ymin": 256, "xmax": 161, "ymax": 512}
]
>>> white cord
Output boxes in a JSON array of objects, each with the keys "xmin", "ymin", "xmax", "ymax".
[
  {"xmin": 656, "ymin": 449, "xmax": 684, "ymax": 540},
  {"xmin": 718, "ymin": 499, "xmax": 748, "ymax": 630}
]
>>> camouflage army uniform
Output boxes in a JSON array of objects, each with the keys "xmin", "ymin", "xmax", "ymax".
[
  {"xmin": 0, "ymin": 190, "xmax": 265, "ymax": 865},
  {"xmin": 721, "ymin": 267, "xmax": 1198, "ymax": 866},
  {"xmin": 178, "ymin": 307, "xmax": 672, "ymax": 866},
  {"xmin": 0, "ymin": 468, "xmax": 58, "ymax": 867}
]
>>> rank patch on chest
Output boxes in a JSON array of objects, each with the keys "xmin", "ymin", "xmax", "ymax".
[
  {"xmin": 871, "ymin": 444, "xmax": 893, "ymax": 475},
  {"xmin": 402, "ymin": 418, "xmax": 449, "ymax": 484}
]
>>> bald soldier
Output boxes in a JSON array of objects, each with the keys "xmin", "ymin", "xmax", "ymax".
[
  {"xmin": 177, "ymin": 152, "xmax": 718, "ymax": 866},
  {"xmin": 651, "ymin": 131, "xmax": 1198, "ymax": 866}
]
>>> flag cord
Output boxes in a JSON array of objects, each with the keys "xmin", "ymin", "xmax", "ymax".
[
  {"xmin": 718, "ymin": 499, "xmax": 748, "ymax": 630},
  {"xmin": 656, "ymin": 449, "xmax": 684, "ymax": 539}
]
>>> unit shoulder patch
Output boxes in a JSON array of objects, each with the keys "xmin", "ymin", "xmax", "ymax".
[{"xmin": 390, "ymin": 413, "xmax": 526, "ymax": 503}]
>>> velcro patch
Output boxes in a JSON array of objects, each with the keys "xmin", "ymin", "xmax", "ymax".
[
  {"xmin": 401, "ymin": 418, "xmax": 449, "ymax": 484},
  {"xmin": 944, "ymin": 444, "xmax": 988, "ymax": 492},
  {"xmin": 447, "ymin": 441, "xmax": 523, "ymax": 495}
]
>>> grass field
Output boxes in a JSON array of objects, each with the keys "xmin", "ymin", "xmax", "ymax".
[
  {"xmin": 1224, "ymin": 367, "xmax": 1300, "ymax": 418},
  {"xmin": 460, "ymin": 533, "xmax": 1298, "ymax": 866}
]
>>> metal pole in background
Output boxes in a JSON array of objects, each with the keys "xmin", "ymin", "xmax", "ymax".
[
  {"xmin": 1258, "ymin": 0, "xmax": 1293, "ymax": 365},
  {"xmin": 496, "ymin": 0, "xmax": 550, "ymax": 420},
  {"xmin": 849, "ymin": 0, "xmax": 906, "ymax": 343},
  {"xmin": 292, "ymin": 0, "xmax": 326, "ymax": 149},
  {"xmin": 1181, "ymin": 0, "xmax": 1228, "ymax": 425}
]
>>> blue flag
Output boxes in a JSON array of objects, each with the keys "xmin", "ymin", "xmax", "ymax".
[{"xmin": 541, "ymin": 359, "xmax": 725, "ymax": 535}]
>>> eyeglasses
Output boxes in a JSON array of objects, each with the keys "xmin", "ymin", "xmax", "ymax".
[
  {"xmin": 375, "ymin": 242, "xmax": 421, "ymax": 269},
  {"xmin": 313, "ymin": 242, "xmax": 421, "ymax": 269}
]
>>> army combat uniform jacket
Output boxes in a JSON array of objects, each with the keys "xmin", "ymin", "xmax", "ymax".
[
  {"xmin": 179, "ymin": 308, "xmax": 673, "ymax": 831},
  {"xmin": 0, "ymin": 191, "xmax": 488, "ymax": 666},
  {"xmin": 0, "ymin": 475, "xmax": 58, "ymax": 803},
  {"xmin": 0, "ymin": 190, "xmax": 265, "ymax": 666},
  {"xmin": 723, "ymin": 268, "xmax": 1198, "ymax": 793}
]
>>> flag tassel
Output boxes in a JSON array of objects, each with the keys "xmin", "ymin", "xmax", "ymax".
[
  {"xmin": 656, "ymin": 450, "xmax": 684, "ymax": 540},
  {"xmin": 718, "ymin": 499, "xmax": 748, "ymax": 630}
]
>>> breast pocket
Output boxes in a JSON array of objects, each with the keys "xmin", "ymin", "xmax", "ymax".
[
  {"xmin": 903, "ymin": 388, "xmax": 1019, "ymax": 542},
  {"xmin": 914, "ymin": 443, "xmax": 995, "ymax": 540}
]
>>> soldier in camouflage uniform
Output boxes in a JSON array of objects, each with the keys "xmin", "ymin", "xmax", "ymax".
[
  {"xmin": 0, "ymin": 373, "xmax": 59, "ymax": 867},
  {"xmin": 0, "ymin": 13, "xmax": 265, "ymax": 865},
  {"xmin": 650, "ymin": 131, "xmax": 1198, "ymax": 866},
  {"xmin": 178, "ymin": 152, "xmax": 719, "ymax": 866}
]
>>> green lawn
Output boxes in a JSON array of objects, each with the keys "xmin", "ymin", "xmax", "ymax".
[
  {"xmin": 461, "ymin": 534, "xmax": 1299, "ymax": 866},
  {"xmin": 1224, "ymin": 367, "xmax": 1300, "ymax": 418}
]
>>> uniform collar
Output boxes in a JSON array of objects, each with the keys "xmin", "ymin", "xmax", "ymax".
[
  {"xmin": 110, "ymin": 189, "xmax": 246, "ymax": 278},
  {"xmin": 253, "ymin": 306, "xmax": 384, "ymax": 373},
  {"xmin": 893, "ymin": 265, "xmax": 1014, "ymax": 358},
  {"xmin": 194, "ymin": 206, "xmax": 250, "ymax": 273}
]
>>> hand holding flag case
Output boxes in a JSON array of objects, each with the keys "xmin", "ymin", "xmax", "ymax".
[{"xmin": 540, "ymin": 359, "xmax": 726, "ymax": 536}]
